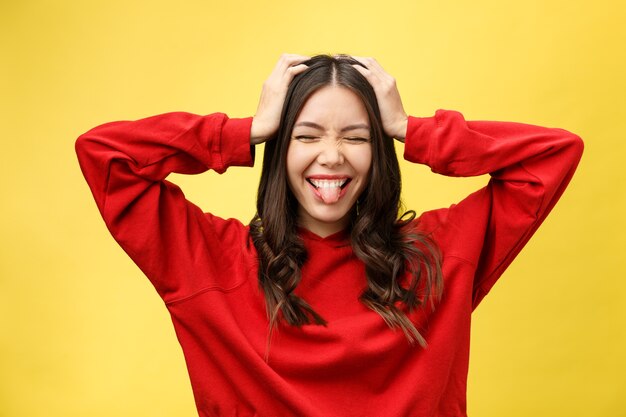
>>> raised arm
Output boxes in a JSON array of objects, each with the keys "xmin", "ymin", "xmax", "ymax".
[
  {"xmin": 404, "ymin": 110, "xmax": 583, "ymax": 308},
  {"xmin": 75, "ymin": 112, "xmax": 255, "ymax": 302}
]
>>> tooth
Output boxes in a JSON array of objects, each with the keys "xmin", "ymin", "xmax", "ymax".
[{"xmin": 308, "ymin": 179, "xmax": 348, "ymax": 188}]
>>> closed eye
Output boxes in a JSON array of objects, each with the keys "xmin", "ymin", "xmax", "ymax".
[
  {"xmin": 343, "ymin": 137, "xmax": 370, "ymax": 143},
  {"xmin": 293, "ymin": 135, "xmax": 320, "ymax": 142}
]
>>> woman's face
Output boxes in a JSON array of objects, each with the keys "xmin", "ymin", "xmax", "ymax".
[{"xmin": 286, "ymin": 85, "xmax": 373, "ymax": 237}]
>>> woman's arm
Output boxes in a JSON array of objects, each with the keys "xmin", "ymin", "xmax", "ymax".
[
  {"xmin": 404, "ymin": 110, "xmax": 583, "ymax": 307},
  {"xmin": 75, "ymin": 112, "xmax": 255, "ymax": 302}
]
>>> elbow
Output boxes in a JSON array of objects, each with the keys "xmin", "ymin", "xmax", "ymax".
[
  {"xmin": 571, "ymin": 133, "xmax": 584, "ymax": 158},
  {"xmin": 74, "ymin": 130, "xmax": 107, "ymax": 184},
  {"xmin": 75, "ymin": 133, "xmax": 89, "ymax": 165},
  {"xmin": 555, "ymin": 128, "xmax": 584, "ymax": 163},
  {"xmin": 561, "ymin": 126, "xmax": 584, "ymax": 150},
  {"xmin": 75, "ymin": 130, "xmax": 96, "ymax": 163},
  {"xmin": 567, "ymin": 132, "xmax": 585, "ymax": 164}
]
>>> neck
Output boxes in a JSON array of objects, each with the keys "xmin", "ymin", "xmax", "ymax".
[{"xmin": 297, "ymin": 216, "xmax": 350, "ymax": 238}]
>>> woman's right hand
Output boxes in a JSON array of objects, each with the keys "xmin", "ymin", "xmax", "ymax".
[{"xmin": 250, "ymin": 54, "xmax": 310, "ymax": 145}]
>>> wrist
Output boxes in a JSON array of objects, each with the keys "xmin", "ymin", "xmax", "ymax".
[
  {"xmin": 392, "ymin": 117, "xmax": 408, "ymax": 142},
  {"xmin": 250, "ymin": 118, "xmax": 268, "ymax": 145}
]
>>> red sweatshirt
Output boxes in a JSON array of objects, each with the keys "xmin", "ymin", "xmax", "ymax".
[{"xmin": 76, "ymin": 110, "xmax": 583, "ymax": 417}]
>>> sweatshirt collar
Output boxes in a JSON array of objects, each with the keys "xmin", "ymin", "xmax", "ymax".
[{"xmin": 297, "ymin": 226, "xmax": 351, "ymax": 245}]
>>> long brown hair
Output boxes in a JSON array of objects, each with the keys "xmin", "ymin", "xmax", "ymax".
[{"xmin": 250, "ymin": 55, "xmax": 442, "ymax": 348}]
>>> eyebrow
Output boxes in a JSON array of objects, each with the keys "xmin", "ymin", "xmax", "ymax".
[{"xmin": 293, "ymin": 121, "xmax": 371, "ymax": 133}]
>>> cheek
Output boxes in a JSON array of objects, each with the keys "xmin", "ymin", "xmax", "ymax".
[
  {"xmin": 286, "ymin": 143, "xmax": 311, "ymax": 187},
  {"xmin": 285, "ymin": 150, "xmax": 298, "ymax": 190},
  {"xmin": 286, "ymin": 142, "xmax": 318, "ymax": 173},
  {"xmin": 348, "ymin": 146, "xmax": 373, "ymax": 176}
]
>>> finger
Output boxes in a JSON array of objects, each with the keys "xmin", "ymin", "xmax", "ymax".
[
  {"xmin": 351, "ymin": 56, "xmax": 376, "ymax": 70},
  {"xmin": 277, "ymin": 53, "xmax": 310, "ymax": 71},
  {"xmin": 286, "ymin": 63, "xmax": 309, "ymax": 76},
  {"xmin": 351, "ymin": 57, "xmax": 385, "ymax": 82},
  {"xmin": 352, "ymin": 56, "xmax": 392, "ymax": 83},
  {"xmin": 352, "ymin": 63, "xmax": 370, "ymax": 77},
  {"xmin": 352, "ymin": 63, "xmax": 380, "ymax": 88},
  {"xmin": 281, "ymin": 63, "xmax": 308, "ymax": 84},
  {"xmin": 265, "ymin": 56, "xmax": 309, "ymax": 88}
]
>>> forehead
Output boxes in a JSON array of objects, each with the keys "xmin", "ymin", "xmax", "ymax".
[{"xmin": 294, "ymin": 86, "xmax": 370, "ymax": 127}]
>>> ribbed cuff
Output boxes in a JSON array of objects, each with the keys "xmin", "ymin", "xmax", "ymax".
[
  {"xmin": 403, "ymin": 115, "xmax": 436, "ymax": 166},
  {"xmin": 220, "ymin": 117, "xmax": 255, "ymax": 168}
]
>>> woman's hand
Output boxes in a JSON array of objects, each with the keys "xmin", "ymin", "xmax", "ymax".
[
  {"xmin": 351, "ymin": 57, "xmax": 408, "ymax": 142},
  {"xmin": 250, "ymin": 54, "xmax": 310, "ymax": 145}
]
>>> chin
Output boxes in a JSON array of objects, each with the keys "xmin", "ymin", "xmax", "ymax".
[{"xmin": 305, "ymin": 204, "xmax": 354, "ymax": 227}]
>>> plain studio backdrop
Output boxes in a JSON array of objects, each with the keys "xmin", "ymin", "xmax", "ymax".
[{"xmin": 1, "ymin": 1, "xmax": 624, "ymax": 416}]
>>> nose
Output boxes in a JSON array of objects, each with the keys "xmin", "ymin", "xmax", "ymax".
[{"xmin": 317, "ymin": 139, "xmax": 344, "ymax": 167}]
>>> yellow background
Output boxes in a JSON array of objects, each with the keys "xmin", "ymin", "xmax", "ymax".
[{"xmin": 1, "ymin": 0, "xmax": 624, "ymax": 415}]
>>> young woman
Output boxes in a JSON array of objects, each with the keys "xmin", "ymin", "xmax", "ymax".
[{"xmin": 76, "ymin": 54, "xmax": 583, "ymax": 417}]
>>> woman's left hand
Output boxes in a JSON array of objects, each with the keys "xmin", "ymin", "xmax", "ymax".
[{"xmin": 351, "ymin": 57, "xmax": 408, "ymax": 142}]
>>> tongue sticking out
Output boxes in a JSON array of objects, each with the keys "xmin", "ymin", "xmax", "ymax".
[{"xmin": 319, "ymin": 185, "xmax": 342, "ymax": 204}]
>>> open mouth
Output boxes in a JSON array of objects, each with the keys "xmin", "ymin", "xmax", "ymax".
[
  {"xmin": 305, "ymin": 177, "xmax": 352, "ymax": 204},
  {"xmin": 306, "ymin": 178, "xmax": 352, "ymax": 189}
]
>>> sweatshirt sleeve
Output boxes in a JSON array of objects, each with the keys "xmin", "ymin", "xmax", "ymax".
[
  {"xmin": 404, "ymin": 109, "xmax": 584, "ymax": 309},
  {"xmin": 75, "ymin": 112, "xmax": 255, "ymax": 303}
]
